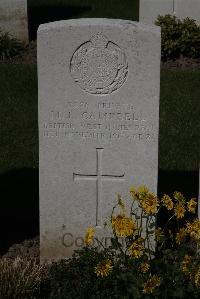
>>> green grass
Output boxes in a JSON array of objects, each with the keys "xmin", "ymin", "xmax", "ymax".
[
  {"xmin": 0, "ymin": 65, "xmax": 38, "ymax": 173},
  {"xmin": 159, "ymin": 70, "xmax": 200, "ymax": 171},
  {"xmin": 0, "ymin": 65, "xmax": 199, "ymax": 174}
]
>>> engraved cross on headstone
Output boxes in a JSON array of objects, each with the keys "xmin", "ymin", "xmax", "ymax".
[{"xmin": 73, "ymin": 148, "xmax": 125, "ymax": 227}]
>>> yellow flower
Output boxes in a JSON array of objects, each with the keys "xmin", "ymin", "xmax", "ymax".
[
  {"xmin": 128, "ymin": 238, "xmax": 145, "ymax": 259},
  {"xmin": 186, "ymin": 222, "xmax": 193, "ymax": 233},
  {"xmin": 162, "ymin": 194, "xmax": 173, "ymax": 210},
  {"xmin": 187, "ymin": 198, "xmax": 197, "ymax": 214},
  {"xmin": 94, "ymin": 259, "xmax": 113, "ymax": 278},
  {"xmin": 155, "ymin": 227, "xmax": 164, "ymax": 242},
  {"xmin": 138, "ymin": 185, "xmax": 150, "ymax": 196},
  {"xmin": 143, "ymin": 275, "xmax": 161, "ymax": 294},
  {"xmin": 130, "ymin": 186, "xmax": 159, "ymax": 215},
  {"xmin": 174, "ymin": 203, "xmax": 185, "ymax": 219},
  {"xmin": 112, "ymin": 214, "xmax": 137, "ymax": 237},
  {"xmin": 130, "ymin": 185, "xmax": 137, "ymax": 197},
  {"xmin": 139, "ymin": 262, "xmax": 150, "ymax": 273},
  {"xmin": 194, "ymin": 267, "xmax": 200, "ymax": 287},
  {"xmin": 176, "ymin": 227, "xmax": 187, "ymax": 245},
  {"xmin": 140, "ymin": 193, "xmax": 159, "ymax": 215},
  {"xmin": 186, "ymin": 219, "xmax": 200, "ymax": 242},
  {"xmin": 130, "ymin": 185, "xmax": 149, "ymax": 201},
  {"xmin": 182, "ymin": 254, "xmax": 192, "ymax": 275},
  {"xmin": 173, "ymin": 191, "xmax": 185, "ymax": 203},
  {"xmin": 84, "ymin": 227, "xmax": 95, "ymax": 246}
]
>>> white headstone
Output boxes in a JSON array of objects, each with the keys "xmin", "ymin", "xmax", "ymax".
[
  {"xmin": 140, "ymin": 0, "xmax": 200, "ymax": 24},
  {"xmin": 0, "ymin": 0, "xmax": 28, "ymax": 42},
  {"xmin": 38, "ymin": 18, "xmax": 161, "ymax": 261},
  {"xmin": 140, "ymin": 0, "xmax": 174, "ymax": 24},
  {"xmin": 175, "ymin": 0, "xmax": 200, "ymax": 22}
]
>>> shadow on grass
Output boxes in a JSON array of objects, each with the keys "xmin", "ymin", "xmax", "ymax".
[
  {"xmin": 158, "ymin": 170, "xmax": 199, "ymax": 199},
  {"xmin": 28, "ymin": 4, "xmax": 92, "ymax": 40},
  {"xmin": 0, "ymin": 168, "xmax": 39, "ymax": 255},
  {"xmin": 0, "ymin": 168, "xmax": 198, "ymax": 255}
]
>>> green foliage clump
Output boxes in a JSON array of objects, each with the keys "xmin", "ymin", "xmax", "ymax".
[
  {"xmin": 40, "ymin": 188, "xmax": 200, "ymax": 298},
  {"xmin": 155, "ymin": 15, "xmax": 200, "ymax": 60},
  {"xmin": 40, "ymin": 247, "xmax": 145, "ymax": 299},
  {"xmin": 0, "ymin": 257, "xmax": 46, "ymax": 299},
  {"xmin": 0, "ymin": 29, "xmax": 24, "ymax": 61},
  {"xmin": 42, "ymin": 249, "xmax": 108, "ymax": 298},
  {"xmin": 41, "ymin": 247, "xmax": 200, "ymax": 299},
  {"xmin": 0, "ymin": 188, "xmax": 200, "ymax": 298}
]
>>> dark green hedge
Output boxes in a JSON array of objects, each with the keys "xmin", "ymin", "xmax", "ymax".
[
  {"xmin": 155, "ymin": 15, "xmax": 200, "ymax": 60},
  {"xmin": 0, "ymin": 30, "xmax": 24, "ymax": 61}
]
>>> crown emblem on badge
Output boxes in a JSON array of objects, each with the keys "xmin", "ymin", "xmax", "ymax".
[
  {"xmin": 90, "ymin": 32, "xmax": 108, "ymax": 49},
  {"xmin": 70, "ymin": 32, "xmax": 128, "ymax": 95}
]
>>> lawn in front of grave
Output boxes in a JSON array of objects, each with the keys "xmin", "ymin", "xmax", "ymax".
[
  {"xmin": 0, "ymin": 64, "xmax": 38, "ymax": 173},
  {"xmin": 159, "ymin": 69, "xmax": 200, "ymax": 171}
]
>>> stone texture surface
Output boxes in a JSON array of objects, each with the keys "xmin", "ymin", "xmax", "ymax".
[
  {"xmin": 0, "ymin": 0, "xmax": 28, "ymax": 42},
  {"xmin": 140, "ymin": 0, "xmax": 173, "ymax": 24},
  {"xmin": 38, "ymin": 18, "xmax": 161, "ymax": 261},
  {"xmin": 140, "ymin": 0, "xmax": 200, "ymax": 24}
]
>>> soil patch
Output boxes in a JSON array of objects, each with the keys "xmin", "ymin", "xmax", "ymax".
[
  {"xmin": 162, "ymin": 56, "xmax": 200, "ymax": 70},
  {"xmin": 0, "ymin": 41, "xmax": 37, "ymax": 65},
  {"xmin": 2, "ymin": 237, "xmax": 39, "ymax": 260}
]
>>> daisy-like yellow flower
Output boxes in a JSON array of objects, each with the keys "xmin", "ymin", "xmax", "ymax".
[
  {"xmin": 174, "ymin": 203, "xmax": 186, "ymax": 219},
  {"xmin": 186, "ymin": 219, "xmax": 200, "ymax": 242},
  {"xmin": 176, "ymin": 227, "xmax": 187, "ymax": 245},
  {"xmin": 128, "ymin": 237, "xmax": 145, "ymax": 259},
  {"xmin": 130, "ymin": 186, "xmax": 159, "ymax": 215},
  {"xmin": 186, "ymin": 221, "xmax": 193, "ymax": 233},
  {"xmin": 112, "ymin": 214, "xmax": 137, "ymax": 237},
  {"xmin": 143, "ymin": 275, "xmax": 161, "ymax": 294},
  {"xmin": 84, "ymin": 227, "xmax": 95, "ymax": 246},
  {"xmin": 140, "ymin": 193, "xmax": 159, "ymax": 215},
  {"xmin": 187, "ymin": 198, "xmax": 197, "ymax": 214},
  {"xmin": 130, "ymin": 185, "xmax": 149, "ymax": 201},
  {"xmin": 138, "ymin": 185, "xmax": 150, "ymax": 197},
  {"xmin": 162, "ymin": 194, "xmax": 173, "ymax": 210},
  {"xmin": 182, "ymin": 254, "xmax": 192, "ymax": 275},
  {"xmin": 173, "ymin": 191, "xmax": 185, "ymax": 202},
  {"xmin": 94, "ymin": 259, "xmax": 113, "ymax": 278},
  {"xmin": 139, "ymin": 262, "xmax": 150, "ymax": 273},
  {"xmin": 130, "ymin": 185, "xmax": 137, "ymax": 197}
]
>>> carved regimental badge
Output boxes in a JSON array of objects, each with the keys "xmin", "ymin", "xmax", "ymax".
[{"xmin": 70, "ymin": 32, "xmax": 128, "ymax": 95}]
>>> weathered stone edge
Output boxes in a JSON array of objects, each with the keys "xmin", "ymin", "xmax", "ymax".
[{"xmin": 37, "ymin": 18, "xmax": 161, "ymax": 36}]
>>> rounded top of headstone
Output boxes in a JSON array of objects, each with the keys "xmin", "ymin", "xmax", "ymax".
[{"xmin": 37, "ymin": 18, "xmax": 161, "ymax": 36}]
